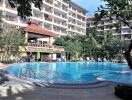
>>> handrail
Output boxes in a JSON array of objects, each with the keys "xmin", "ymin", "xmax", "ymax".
[{"xmin": 28, "ymin": 43, "xmax": 64, "ymax": 49}]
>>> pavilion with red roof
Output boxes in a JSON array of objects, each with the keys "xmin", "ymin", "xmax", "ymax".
[{"xmin": 21, "ymin": 23, "xmax": 64, "ymax": 61}]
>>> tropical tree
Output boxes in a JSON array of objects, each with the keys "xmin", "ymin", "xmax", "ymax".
[
  {"xmin": 54, "ymin": 30, "xmax": 123, "ymax": 61},
  {"xmin": 53, "ymin": 36, "xmax": 65, "ymax": 46},
  {"xmin": 54, "ymin": 35, "xmax": 82, "ymax": 60},
  {"xmin": 8, "ymin": 0, "xmax": 43, "ymax": 19},
  {"xmin": 80, "ymin": 30, "xmax": 100, "ymax": 58},
  {"xmin": 99, "ymin": 31, "xmax": 123, "ymax": 59},
  {"xmin": 0, "ymin": 23, "xmax": 25, "ymax": 62},
  {"xmin": 94, "ymin": 0, "xmax": 132, "ymax": 69},
  {"xmin": 83, "ymin": 29, "xmax": 124, "ymax": 60}
]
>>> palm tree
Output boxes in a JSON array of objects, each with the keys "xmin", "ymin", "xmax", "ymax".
[
  {"xmin": 81, "ymin": 29, "xmax": 101, "ymax": 58},
  {"xmin": 97, "ymin": 30, "xmax": 123, "ymax": 59},
  {"xmin": 54, "ymin": 35, "xmax": 83, "ymax": 61}
]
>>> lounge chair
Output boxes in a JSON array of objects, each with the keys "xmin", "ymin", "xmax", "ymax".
[
  {"xmin": 86, "ymin": 57, "xmax": 90, "ymax": 61},
  {"xmin": 80, "ymin": 58, "xmax": 83, "ymax": 61},
  {"xmin": 103, "ymin": 58, "xmax": 107, "ymax": 62},
  {"xmin": 91, "ymin": 58, "xmax": 95, "ymax": 62},
  {"xmin": 57, "ymin": 58, "xmax": 62, "ymax": 62},
  {"xmin": 98, "ymin": 58, "xmax": 102, "ymax": 62}
]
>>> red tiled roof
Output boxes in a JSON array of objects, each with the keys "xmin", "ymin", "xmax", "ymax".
[
  {"xmin": 87, "ymin": 16, "xmax": 95, "ymax": 19},
  {"xmin": 24, "ymin": 23, "xmax": 57, "ymax": 37}
]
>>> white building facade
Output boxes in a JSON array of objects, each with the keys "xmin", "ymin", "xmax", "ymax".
[
  {"xmin": 0, "ymin": 0, "xmax": 87, "ymax": 36},
  {"xmin": 87, "ymin": 16, "xmax": 132, "ymax": 40},
  {"xmin": 0, "ymin": 0, "xmax": 87, "ymax": 61}
]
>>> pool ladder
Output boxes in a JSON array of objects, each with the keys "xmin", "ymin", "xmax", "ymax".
[{"xmin": 19, "ymin": 67, "xmax": 36, "ymax": 79}]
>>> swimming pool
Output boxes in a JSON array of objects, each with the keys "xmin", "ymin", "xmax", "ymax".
[{"xmin": 6, "ymin": 62, "xmax": 130, "ymax": 84}]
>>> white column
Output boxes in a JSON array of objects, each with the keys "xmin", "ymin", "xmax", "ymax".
[
  {"xmin": 3, "ymin": 0, "xmax": 5, "ymax": 8},
  {"xmin": 67, "ymin": 0, "xmax": 70, "ymax": 35}
]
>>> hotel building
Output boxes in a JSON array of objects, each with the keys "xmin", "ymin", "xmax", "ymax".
[
  {"xmin": 87, "ymin": 16, "xmax": 132, "ymax": 40},
  {"xmin": 0, "ymin": 0, "xmax": 87, "ymax": 61}
]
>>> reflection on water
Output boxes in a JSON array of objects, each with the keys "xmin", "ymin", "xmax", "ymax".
[
  {"xmin": 98, "ymin": 72, "xmax": 132, "ymax": 84},
  {"xmin": 7, "ymin": 62, "xmax": 129, "ymax": 84}
]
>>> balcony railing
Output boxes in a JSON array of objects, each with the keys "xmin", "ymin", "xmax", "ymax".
[
  {"xmin": 45, "ymin": 0, "xmax": 53, "ymax": 5},
  {"xmin": 54, "ymin": 20, "xmax": 61, "ymax": 24},
  {"xmin": 44, "ymin": 26, "xmax": 52, "ymax": 30},
  {"xmin": 62, "ymin": 7, "xmax": 68, "ymax": 11},
  {"xmin": 54, "ymin": 29, "xmax": 61, "ymax": 33},
  {"xmin": 54, "ymin": 12, "xmax": 67, "ymax": 19},
  {"xmin": 6, "ymin": 3, "xmax": 16, "ymax": 10},
  {"xmin": 54, "ymin": 1, "xmax": 62, "ymax": 9},
  {"xmin": 34, "ymin": 14, "xmax": 43, "ymax": 19},
  {"xmin": 62, "ymin": 0, "xmax": 68, "ymax": 4},
  {"xmin": 20, "ymin": 19, "xmax": 27, "ymax": 24},
  {"xmin": 27, "ymin": 43, "xmax": 64, "ymax": 52},
  {"xmin": 0, "ymin": 1, "xmax": 3, "ymax": 6},
  {"xmin": 5, "ymin": 16, "xmax": 18, "ymax": 23},
  {"xmin": 45, "ymin": 8, "xmax": 53, "ymax": 13}
]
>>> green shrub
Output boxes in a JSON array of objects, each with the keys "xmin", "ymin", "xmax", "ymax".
[
  {"xmin": 1, "ymin": 60, "xmax": 15, "ymax": 64},
  {"xmin": 116, "ymin": 54, "xmax": 125, "ymax": 63}
]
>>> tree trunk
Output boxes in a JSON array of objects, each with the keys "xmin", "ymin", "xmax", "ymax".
[{"xmin": 124, "ymin": 40, "xmax": 132, "ymax": 69}]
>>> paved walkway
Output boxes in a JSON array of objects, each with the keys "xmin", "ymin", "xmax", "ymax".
[{"xmin": 0, "ymin": 76, "xmax": 121, "ymax": 100}]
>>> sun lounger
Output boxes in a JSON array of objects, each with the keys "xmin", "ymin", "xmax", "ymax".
[
  {"xmin": 103, "ymin": 58, "xmax": 107, "ymax": 62},
  {"xmin": 98, "ymin": 58, "xmax": 102, "ymax": 62}
]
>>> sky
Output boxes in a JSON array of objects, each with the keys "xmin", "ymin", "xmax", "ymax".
[{"xmin": 72, "ymin": 0, "xmax": 105, "ymax": 16}]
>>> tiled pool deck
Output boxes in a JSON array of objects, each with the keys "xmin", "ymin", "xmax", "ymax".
[{"xmin": 0, "ymin": 75, "xmax": 121, "ymax": 100}]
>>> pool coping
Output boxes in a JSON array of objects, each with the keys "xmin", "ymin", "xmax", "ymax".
[{"xmin": 97, "ymin": 77, "xmax": 132, "ymax": 86}]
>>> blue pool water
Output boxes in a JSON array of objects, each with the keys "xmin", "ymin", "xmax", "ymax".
[
  {"xmin": 98, "ymin": 73, "xmax": 132, "ymax": 85},
  {"xmin": 6, "ymin": 62, "xmax": 130, "ymax": 84}
]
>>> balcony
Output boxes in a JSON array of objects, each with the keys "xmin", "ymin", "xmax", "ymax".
[
  {"xmin": 54, "ymin": 1, "xmax": 62, "ymax": 9},
  {"xmin": 77, "ymin": 17, "xmax": 82, "ymax": 21},
  {"xmin": 72, "ymin": 14, "xmax": 76, "ymax": 18},
  {"xmin": 27, "ymin": 43, "xmax": 64, "ymax": 53},
  {"xmin": 77, "ymin": 11, "xmax": 86, "ymax": 16},
  {"xmin": 122, "ymin": 34, "xmax": 132, "ymax": 40},
  {"xmin": 62, "ymin": 22, "xmax": 67, "ymax": 26},
  {"xmin": 44, "ymin": 13, "xmax": 53, "ymax": 22},
  {"xmin": 62, "ymin": 5, "xmax": 68, "ymax": 11},
  {"xmin": 0, "ymin": 0, "xmax": 3, "ymax": 7},
  {"xmin": 69, "ymin": 20, "xmax": 76, "ymax": 25},
  {"xmin": 61, "ymin": 30, "xmax": 67, "ymax": 34},
  {"xmin": 5, "ymin": 15, "xmax": 18, "ymax": 23},
  {"xmin": 62, "ymin": 14, "xmax": 67, "ymax": 19},
  {"xmin": 20, "ymin": 18, "xmax": 27, "ymax": 26},
  {"xmin": 45, "ymin": 0, "xmax": 53, "ymax": 5},
  {"xmin": 33, "ymin": 13, "xmax": 43, "ymax": 20},
  {"xmin": 70, "ymin": 7, "xmax": 76, "ymax": 12},
  {"xmin": 6, "ymin": 3, "xmax": 16, "ymax": 10},
  {"xmin": 69, "ymin": 27, "xmax": 76, "ymax": 31},
  {"xmin": 97, "ymin": 22, "xmax": 104, "ymax": 26},
  {"xmin": 54, "ymin": 28, "xmax": 61, "ymax": 33},
  {"xmin": 62, "ymin": 0, "xmax": 69, "ymax": 4},
  {"xmin": 44, "ymin": 24, "xmax": 52, "ymax": 30},
  {"xmin": 54, "ymin": 20, "xmax": 61, "ymax": 25},
  {"xmin": 54, "ymin": 20, "xmax": 67, "ymax": 27},
  {"xmin": 45, "ymin": 7, "xmax": 53, "ymax": 13}
]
